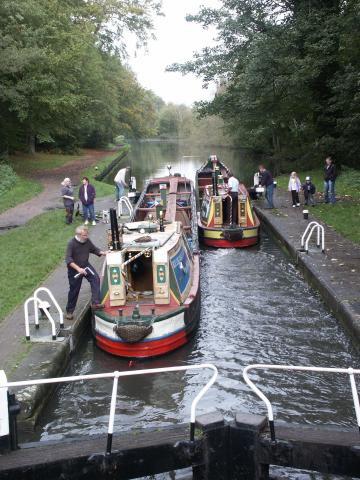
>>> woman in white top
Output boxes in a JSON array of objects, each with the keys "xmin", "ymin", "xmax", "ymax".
[
  {"xmin": 227, "ymin": 172, "xmax": 240, "ymax": 225},
  {"xmin": 288, "ymin": 171, "xmax": 301, "ymax": 207}
]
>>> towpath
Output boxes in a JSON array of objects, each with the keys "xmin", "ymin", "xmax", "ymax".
[{"xmin": 0, "ymin": 149, "xmax": 114, "ymax": 231}]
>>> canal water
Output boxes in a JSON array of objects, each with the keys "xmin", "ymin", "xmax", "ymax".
[{"xmin": 37, "ymin": 142, "xmax": 359, "ymax": 478}]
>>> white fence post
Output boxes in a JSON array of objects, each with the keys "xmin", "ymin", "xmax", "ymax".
[{"xmin": 0, "ymin": 371, "xmax": 9, "ymax": 441}]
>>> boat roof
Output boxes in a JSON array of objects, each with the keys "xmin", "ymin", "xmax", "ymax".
[{"xmin": 121, "ymin": 221, "xmax": 178, "ymax": 250}]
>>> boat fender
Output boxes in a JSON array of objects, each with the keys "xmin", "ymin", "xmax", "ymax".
[
  {"xmin": 113, "ymin": 324, "xmax": 153, "ymax": 343},
  {"xmin": 223, "ymin": 229, "xmax": 243, "ymax": 241}
]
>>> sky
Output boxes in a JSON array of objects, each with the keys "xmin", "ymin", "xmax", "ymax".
[{"xmin": 126, "ymin": 0, "xmax": 220, "ymax": 106}]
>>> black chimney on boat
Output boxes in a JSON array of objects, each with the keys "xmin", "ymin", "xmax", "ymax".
[{"xmin": 109, "ymin": 208, "xmax": 121, "ymax": 250}]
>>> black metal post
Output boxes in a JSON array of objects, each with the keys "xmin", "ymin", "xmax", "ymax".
[{"xmin": 109, "ymin": 208, "xmax": 120, "ymax": 250}]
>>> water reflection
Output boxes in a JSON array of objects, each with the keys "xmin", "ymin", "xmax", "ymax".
[{"xmin": 103, "ymin": 140, "xmax": 261, "ymax": 188}]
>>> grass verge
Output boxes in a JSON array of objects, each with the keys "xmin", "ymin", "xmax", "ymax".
[
  {"xmin": 10, "ymin": 152, "xmax": 83, "ymax": 175},
  {"xmin": 0, "ymin": 177, "xmax": 43, "ymax": 214},
  {"xmin": 80, "ymin": 145, "xmax": 130, "ymax": 198},
  {"xmin": 0, "ymin": 209, "xmax": 82, "ymax": 322},
  {"xmin": 275, "ymin": 167, "xmax": 360, "ymax": 245}
]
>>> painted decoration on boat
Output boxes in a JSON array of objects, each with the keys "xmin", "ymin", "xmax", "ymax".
[
  {"xmin": 171, "ymin": 246, "xmax": 190, "ymax": 295},
  {"xmin": 110, "ymin": 267, "xmax": 121, "ymax": 285},
  {"xmin": 156, "ymin": 264, "xmax": 166, "ymax": 283}
]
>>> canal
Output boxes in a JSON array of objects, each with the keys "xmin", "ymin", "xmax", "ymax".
[{"xmin": 37, "ymin": 141, "xmax": 360, "ymax": 478}]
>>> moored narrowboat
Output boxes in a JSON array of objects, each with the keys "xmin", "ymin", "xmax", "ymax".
[
  {"xmin": 93, "ymin": 174, "xmax": 200, "ymax": 358},
  {"xmin": 196, "ymin": 155, "xmax": 260, "ymax": 248}
]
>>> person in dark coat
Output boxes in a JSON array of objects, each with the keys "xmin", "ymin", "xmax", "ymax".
[
  {"xmin": 324, "ymin": 156, "xmax": 336, "ymax": 206},
  {"xmin": 79, "ymin": 176, "xmax": 97, "ymax": 225},
  {"xmin": 259, "ymin": 164, "xmax": 274, "ymax": 208},
  {"xmin": 65, "ymin": 225, "xmax": 107, "ymax": 319},
  {"xmin": 61, "ymin": 177, "xmax": 75, "ymax": 224}
]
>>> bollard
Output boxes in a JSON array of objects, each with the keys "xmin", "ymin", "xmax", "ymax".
[
  {"xmin": 8, "ymin": 392, "xmax": 20, "ymax": 450},
  {"xmin": 303, "ymin": 210, "xmax": 309, "ymax": 220},
  {"xmin": 192, "ymin": 412, "xmax": 229, "ymax": 480},
  {"xmin": 229, "ymin": 413, "xmax": 269, "ymax": 480}
]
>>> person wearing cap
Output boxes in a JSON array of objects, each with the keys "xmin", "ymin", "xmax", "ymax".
[
  {"xmin": 302, "ymin": 176, "xmax": 316, "ymax": 206},
  {"xmin": 61, "ymin": 177, "xmax": 75, "ymax": 224},
  {"xmin": 114, "ymin": 166, "xmax": 130, "ymax": 201}
]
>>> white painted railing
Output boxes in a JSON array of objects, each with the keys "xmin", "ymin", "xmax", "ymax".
[
  {"xmin": 243, "ymin": 364, "xmax": 360, "ymax": 442},
  {"xmin": 24, "ymin": 287, "xmax": 64, "ymax": 341},
  {"xmin": 0, "ymin": 363, "xmax": 218, "ymax": 454},
  {"xmin": 300, "ymin": 221, "xmax": 325, "ymax": 253},
  {"xmin": 118, "ymin": 196, "xmax": 133, "ymax": 217}
]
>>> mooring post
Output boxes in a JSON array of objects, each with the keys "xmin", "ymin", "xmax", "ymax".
[
  {"xmin": 192, "ymin": 412, "xmax": 229, "ymax": 480},
  {"xmin": 229, "ymin": 413, "xmax": 269, "ymax": 480}
]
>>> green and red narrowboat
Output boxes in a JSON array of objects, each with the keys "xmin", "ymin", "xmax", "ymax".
[
  {"xmin": 93, "ymin": 174, "xmax": 200, "ymax": 358},
  {"xmin": 196, "ymin": 155, "xmax": 260, "ymax": 248}
]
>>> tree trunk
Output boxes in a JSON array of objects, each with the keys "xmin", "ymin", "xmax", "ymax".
[{"xmin": 27, "ymin": 132, "xmax": 36, "ymax": 154}]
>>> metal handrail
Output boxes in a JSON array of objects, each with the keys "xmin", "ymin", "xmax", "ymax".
[
  {"xmin": 243, "ymin": 364, "xmax": 360, "ymax": 442},
  {"xmin": 24, "ymin": 287, "xmax": 64, "ymax": 341},
  {"xmin": 301, "ymin": 221, "xmax": 325, "ymax": 253},
  {"xmin": 0, "ymin": 363, "xmax": 218, "ymax": 454},
  {"xmin": 118, "ymin": 196, "xmax": 134, "ymax": 218}
]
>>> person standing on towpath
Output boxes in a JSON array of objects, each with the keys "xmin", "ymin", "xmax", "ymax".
[
  {"xmin": 114, "ymin": 166, "xmax": 130, "ymax": 201},
  {"xmin": 60, "ymin": 177, "xmax": 75, "ymax": 224},
  {"xmin": 324, "ymin": 156, "xmax": 337, "ymax": 206},
  {"xmin": 65, "ymin": 225, "xmax": 108, "ymax": 320},
  {"xmin": 259, "ymin": 164, "xmax": 274, "ymax": 208},
  {"xmin": 79, "ymin": 176, "xmax": 97, "ymax": 225}
]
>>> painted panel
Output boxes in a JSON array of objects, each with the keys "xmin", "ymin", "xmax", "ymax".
[{"xmin": 170, "ymin": 246, "xmax": 190, "ymax": 295}]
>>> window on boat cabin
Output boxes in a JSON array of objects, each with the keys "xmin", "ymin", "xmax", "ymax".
[
  {"xmin": 201, "ymin": 196, "xmax": 210, "ymax": 222},
  {"xmin": 126, "ymin": 252, "xmax": 153, "ymax": 296}
]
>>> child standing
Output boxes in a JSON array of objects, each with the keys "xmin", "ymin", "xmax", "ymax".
[
  {"xmin": 302, "ymin": 176, "xmax": 316, "ymax": 206},
  {"xmin": 288, "ymin": 171, "xmax": 301, "ymax": 207}
]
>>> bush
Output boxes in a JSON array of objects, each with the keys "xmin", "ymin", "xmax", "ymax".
[{"xmin": 0, "ymin": 164, "xmax": 18, "ymax": 196}]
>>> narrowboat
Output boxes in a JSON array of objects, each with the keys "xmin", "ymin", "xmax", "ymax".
[
  {"xmin": 93, "ymin": 174, "xmax": 200, "ymax": 358},
  {"xmin": 196, "ymin": 155, "xmax": 260, "ymax": 248}
]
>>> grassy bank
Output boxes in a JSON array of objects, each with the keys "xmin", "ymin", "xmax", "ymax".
[
  {"xmin": 276, "ymin": 167, "xmax": 360, "ymax": 245},
  {"xmin": 10, "ymin": 151, "xmax": 83, "ymax": 175},
  {"xmin": 0, "ymin": 177, "xmax": 43, "ymax": 214},
  {"xmin": 80, "ymin": 145, "xmax": 130, "ymax": 198},
  {"xmin": 0, "ymin": 146, "xmax": 130, "ymax": 321},
  {"xmin": 0, "ymin": 210, "xmax": 84, "ymax": 321}
]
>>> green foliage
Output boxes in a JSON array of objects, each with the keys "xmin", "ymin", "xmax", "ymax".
[
  {"xmin": 0, "ymin": 0, "xmax": 162, "ymax": 153},
  {"xmin": 171, "ymin": 0, "xmax": 360, "ymax": 169},
  {"xmin": 0, "ymin": 164, "xmax": 18, "ymax": 196}
]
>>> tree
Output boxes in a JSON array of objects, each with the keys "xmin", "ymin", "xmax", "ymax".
[
  {"xmin": 170, "ymin": 0, "xmax": 360, "ymax": 168},
  {"xmin": 0, "ymin": 0, "xmax": 162, "ymax": 153}
]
